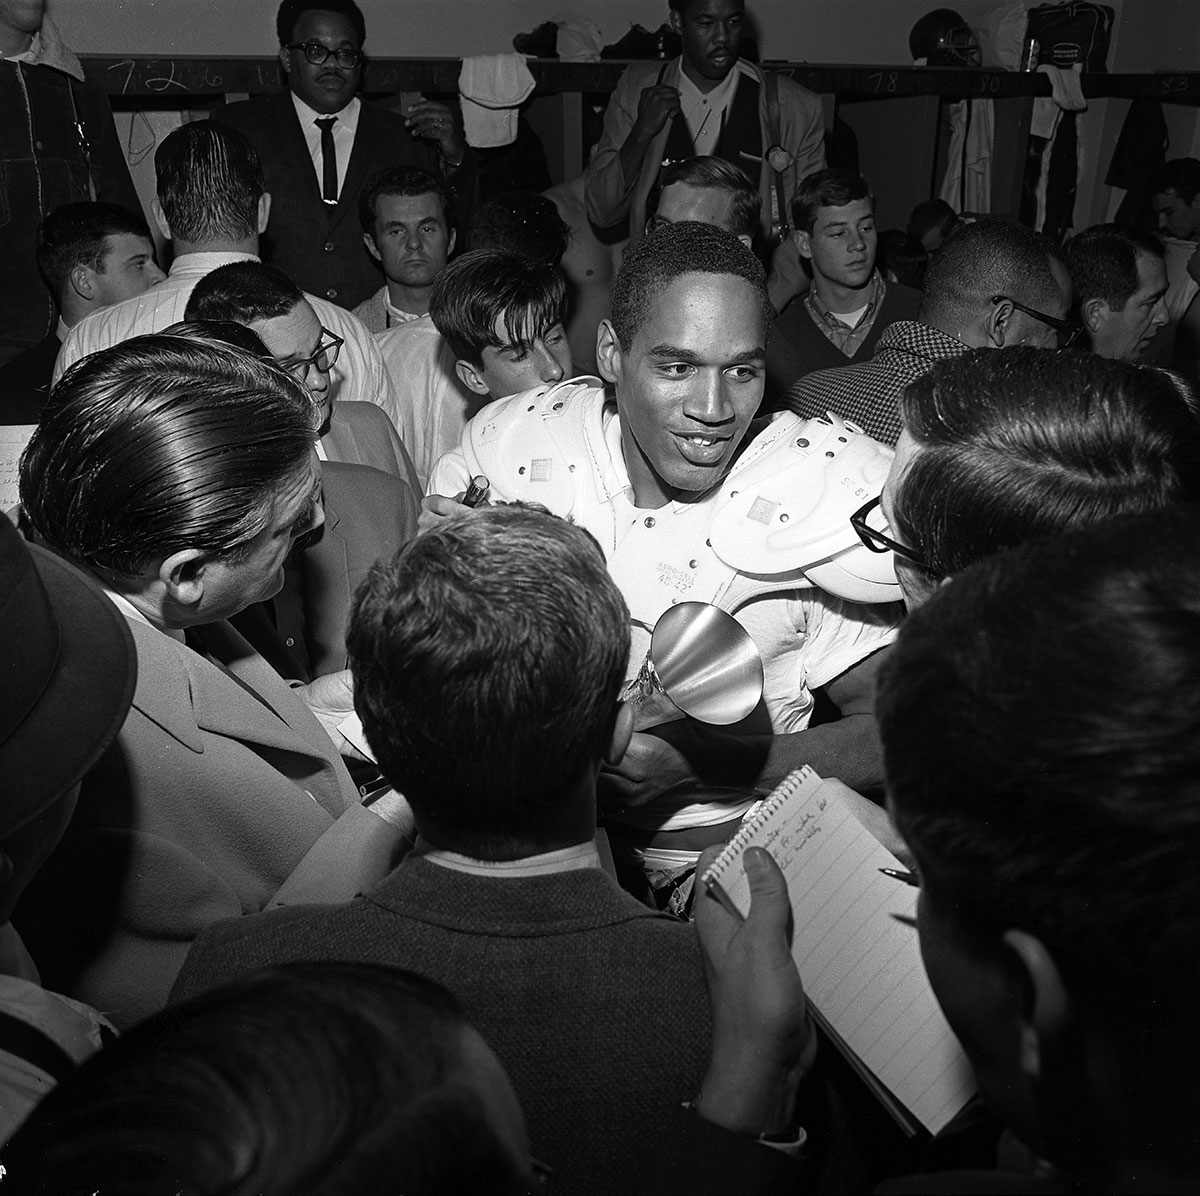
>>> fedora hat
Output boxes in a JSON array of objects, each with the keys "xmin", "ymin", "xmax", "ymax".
[{"xmin": 0, "ymin": 517, "xmax": 135, "ymax": 836}]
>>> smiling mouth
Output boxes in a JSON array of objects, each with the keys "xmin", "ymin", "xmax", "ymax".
[{"xmin": 674, "ymin": 431, "xmax": 731, "ymax": 464}]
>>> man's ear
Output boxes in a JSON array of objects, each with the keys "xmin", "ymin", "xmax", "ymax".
[
  {"xmin": 454, "ymin": 358, "xmax": 491, "ymax": 397},
  {"xmin": 737, "ymin": 233, "xmax": 753, "ymax": 249},
  {"xmin": 69, "ymin": 264, "xmax": 96, "ymax": 302},
  {"xmin": 362, "ymin": 232, "xmax": 381, "ymax": 263},
  {"xmin": 794, "ymin": 228, "xmax": 813, "ymax": 262},
  {"xmin": 159, "ymin": 547, "xmax": 213, "ymax": 613},
  {"xmin": 604, "ymin": 702, "xmax": 635, "ymax": 767},
  {"xmin": 446, "ymin": 227, "xmax": 457, "ymax": 256},
  {"xmin": 668, "ymin": 7, "xmax": 684, "ymax": 36},
  {"xmin": 257, "ymin": 192, "xmax": 272, "ymax": 236},
  {"xmin": 984, "ymin": 295, "xmax": 1014, "ymax": 348},
  {"xmin": 150, "ymin": 196, "xmax": 172, "ymax": 243},
  {"xmin": 278, "ymin": 44, "xmax": 291, "ymax": 76},
  {"xmin": 1002, "ymin": 929, "xmax": 1071, "ymax": 1081},
  {"xmin": 1081, "ymin": 296, "xmax": 1107, "ymax": 334},
  {"xmin": 595, "ymin": 319, "xmax": 623, "ymax": 385}
]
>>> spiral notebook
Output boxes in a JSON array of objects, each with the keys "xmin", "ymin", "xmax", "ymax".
[{"xmin": 699, "ymin": 766, "xmax": 975, "ymax": 1137}]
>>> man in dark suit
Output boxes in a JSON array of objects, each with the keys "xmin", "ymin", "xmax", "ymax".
[
  {"xmin": 172, "ymin": 505, "xmax": 715, "ymax": 1196},
  {"xmin": 210, "ymin": 0, "xmax": 470, "ymax": 310}
]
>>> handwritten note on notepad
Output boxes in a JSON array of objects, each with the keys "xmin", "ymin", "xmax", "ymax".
[
  {"xmin": 0, "ymin": 426, "xmax": 34, "ymax": 511},
  {"xmin": 701, "ymin": 766, "xmax": 975, "ymax": 1137}
]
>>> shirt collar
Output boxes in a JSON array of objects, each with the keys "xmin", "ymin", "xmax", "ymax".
[
  {"xmin": 385, "ymin": 296, "xmax": 425, "ymax": 325},
  {"xmin": 676, "ymin": 55, "xmax": 746, "ymax": 113},
  {"xmin": 291, "ymin": 90, "xmax": 361, "ymax": 134},
  {"xmin": 168, "ymin": 251, "xmax": 259, "ymax": 278},
  {"xmin": 807, "ymin": 270, "xmax": 885, "ymax": 327},
  {"xmin": 102, "ymin": 586, "xmax": 185, "ymax": 644},
  {"xmin": 5, "ymin": 16, "xmax": 84, "ymax": 81},
  {"xmin": 414, "ymin": 836, "xmax": 602, "ymax": 878}
]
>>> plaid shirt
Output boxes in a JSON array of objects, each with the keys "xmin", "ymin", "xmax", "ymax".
[
  {"xmin": 781, "ymin": 320, "xmax": 970, "ymax": 446},
  {"xmin": 803, "ymin": 271, "xmax": 886, "ymax": 358}
]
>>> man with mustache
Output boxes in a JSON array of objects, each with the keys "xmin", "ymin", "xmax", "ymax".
[
  {"xmin": 211, "ymin": 0, "xmax": 470, "ymax": 310},
  {"xmin": 585, "ymin": 0, "xmax": 825, "ymax": 271}
]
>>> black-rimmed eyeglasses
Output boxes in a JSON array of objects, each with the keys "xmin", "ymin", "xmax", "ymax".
[
  {"xmin": 281, "ymin": 328, "xmax": 344, "ymax": 380},
  {"xmin": 990, "ymin": 294, "xmax": 1083, "ymax": 347},
  {"xmin": 850, "ymin": 494, "xmax": 929, "ymax": 567},
  {"xmin": 286, "ymin": 41, "xmax": 363, "ymax": 68}
]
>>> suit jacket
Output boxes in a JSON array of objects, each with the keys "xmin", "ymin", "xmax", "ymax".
[
  {"xmin": 173, "ymin": 856, "xmax": 711, "ymax": 1196},
  {"xmin": 231, "ymin": 421, "xmax": 421, "ymax": 681},
  {"xmin": 324, "ymin": 400, "xmax": 420, "ymax": 492},
  {"xmin": 303, "ymin": 460, "xmax": 418, "ymax": 674},
  {"xmin": 211, "ymin": 94, "xmax": 458, "ymax": 309},
  {"xmin": 16, "ymin": 615, "xmax": 401, "ymax": 1029}
]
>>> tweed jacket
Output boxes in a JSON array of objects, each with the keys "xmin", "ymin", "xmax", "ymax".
[
  {"xmin": 173, "ymin": 856, "xmax": 711, "ymax": 1196},
  {"xmin": 782, "ymin": 320, "xmax": 972, "ymax": 446},
  {"xmin": 17, "ymin": 615, "xmax": 403, "ymax": 1029}
]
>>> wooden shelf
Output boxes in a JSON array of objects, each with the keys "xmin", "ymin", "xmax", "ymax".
[{"xmin": 81, "ymin": 55, "xmax": 1200, "ymax": 103}]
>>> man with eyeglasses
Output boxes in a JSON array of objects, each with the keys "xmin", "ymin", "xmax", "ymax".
[
  {"xmin": 210, "ymin": 0, "xmax": 470, "ymax": 311},
  {"xmin": 55, "ymin": 122, "xmax": 401, "ymax": 429},
  {"xmin": 784, "ymin": 217, "xmax": 1074, "ymax": 445},
  {"xmin": 184, "ymin": 261, "xmax": 422, "ymax": 683}
]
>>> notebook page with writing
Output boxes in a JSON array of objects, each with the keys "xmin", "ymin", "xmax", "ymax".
[
  {"xmin": 0, "ymin": 426, "xmax": 34, "ymax": 511},
  {"xmin": 701, "ymin": 766, "xmax": 975, "ymax": 1136}
]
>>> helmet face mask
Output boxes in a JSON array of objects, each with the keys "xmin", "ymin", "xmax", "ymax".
[{"xmin": 909, "ymin": 9, "xmax": 982, "ymax": 67}]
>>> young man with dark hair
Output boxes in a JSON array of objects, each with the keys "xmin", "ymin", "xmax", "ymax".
[
  {"xmin": 645, "ymin": 155, "xmax": 760, "ymax": 245},
  {"xmin": 586, "ymin": 0, "xmax": 824, "ymax": 262},
  {"xmin": 784, "ymin": 217, "xmax": 1074, "ymax": 445},
  {"xmin": 54, "ymin": 121, "xmax": 397, "ymax": 421},
  {"xmin": 1152, "ymin": 157, "xmax": 1200, "ymax": 242},
  {"xmin": 171, "ymin": 504, "xmax": 714, "ymax": 1195},
  {"xmin": 766, "ymin": 168, "xmax": 922, "ymax": 402},
  {"xmin": 874, "ymin": 510, "xmax": 1200, "ymax": 1192},
  {"xmin": 430, "ymin": 250, "xmax": 570, "ymax": 400},
  {"xmin": 377, "ymin": 208, "xmax": 574, "ymax": 486},
  {"xmin": 1063, "ymin": 224, "xmax": 1169, "ymax": 361},
  {"xmin": 210, "ymin": 1, "xmax": 469, "ymax": 310},
  {"xmin": 906, "ymin": 197, "xmax": 960, "ymax": 253},
  {"xmin": 428, "ymin": 221, "xmax": 900, "ymax": 904},
  {"xmin": 873, "ymin": 346, "xmax": 1200, "ymax": 609},
  {"xmin": 354, "ymin": 164, "xmax": 456, "ymax": 331},
  {"xmin": 466, "ymin": 190, "xmax": 570, "ymax": 264},
  {"xmin": 0, "ymin": 202, "xmax": 163, "ymax": 422}
]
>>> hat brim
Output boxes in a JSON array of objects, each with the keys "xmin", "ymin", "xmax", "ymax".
[{"xmin": 0, "ymin": 544, "xmax": 136, "ymax": 834}]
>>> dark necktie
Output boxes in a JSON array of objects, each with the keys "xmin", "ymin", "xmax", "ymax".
[{"xmin": 315, "ymin": 116, "xmax": 338, "ymax": 205}]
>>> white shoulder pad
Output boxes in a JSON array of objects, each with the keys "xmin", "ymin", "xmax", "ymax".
[
  {"xmin": 709, "ymin": 413, "xmax": 901, "ymax": 603},
  {"xmin": 464, "ymin": 377, "xmax": 605, "ymax": 513}
]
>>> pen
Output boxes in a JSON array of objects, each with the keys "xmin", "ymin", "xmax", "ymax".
[
  {"xmin": 462, "ymin": 475, "xmax": 490, "ymax": 508},
  {"xmin": 879, "ymin": 867, "xmax": 919, "ymax": 887}
]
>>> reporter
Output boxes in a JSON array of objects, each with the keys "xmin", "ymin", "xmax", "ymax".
[{"xmin": 16, "ymin": 335, "xmax": 411, "ymax": 1028}]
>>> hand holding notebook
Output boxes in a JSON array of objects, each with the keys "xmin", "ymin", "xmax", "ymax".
[
  {"xmin": 692, "ymin": 844, "xmax": 817, "ymax": 1137},
  {"xmin": 698, "ymin": 766, "xmax": 975, "ymax": 1136}
]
